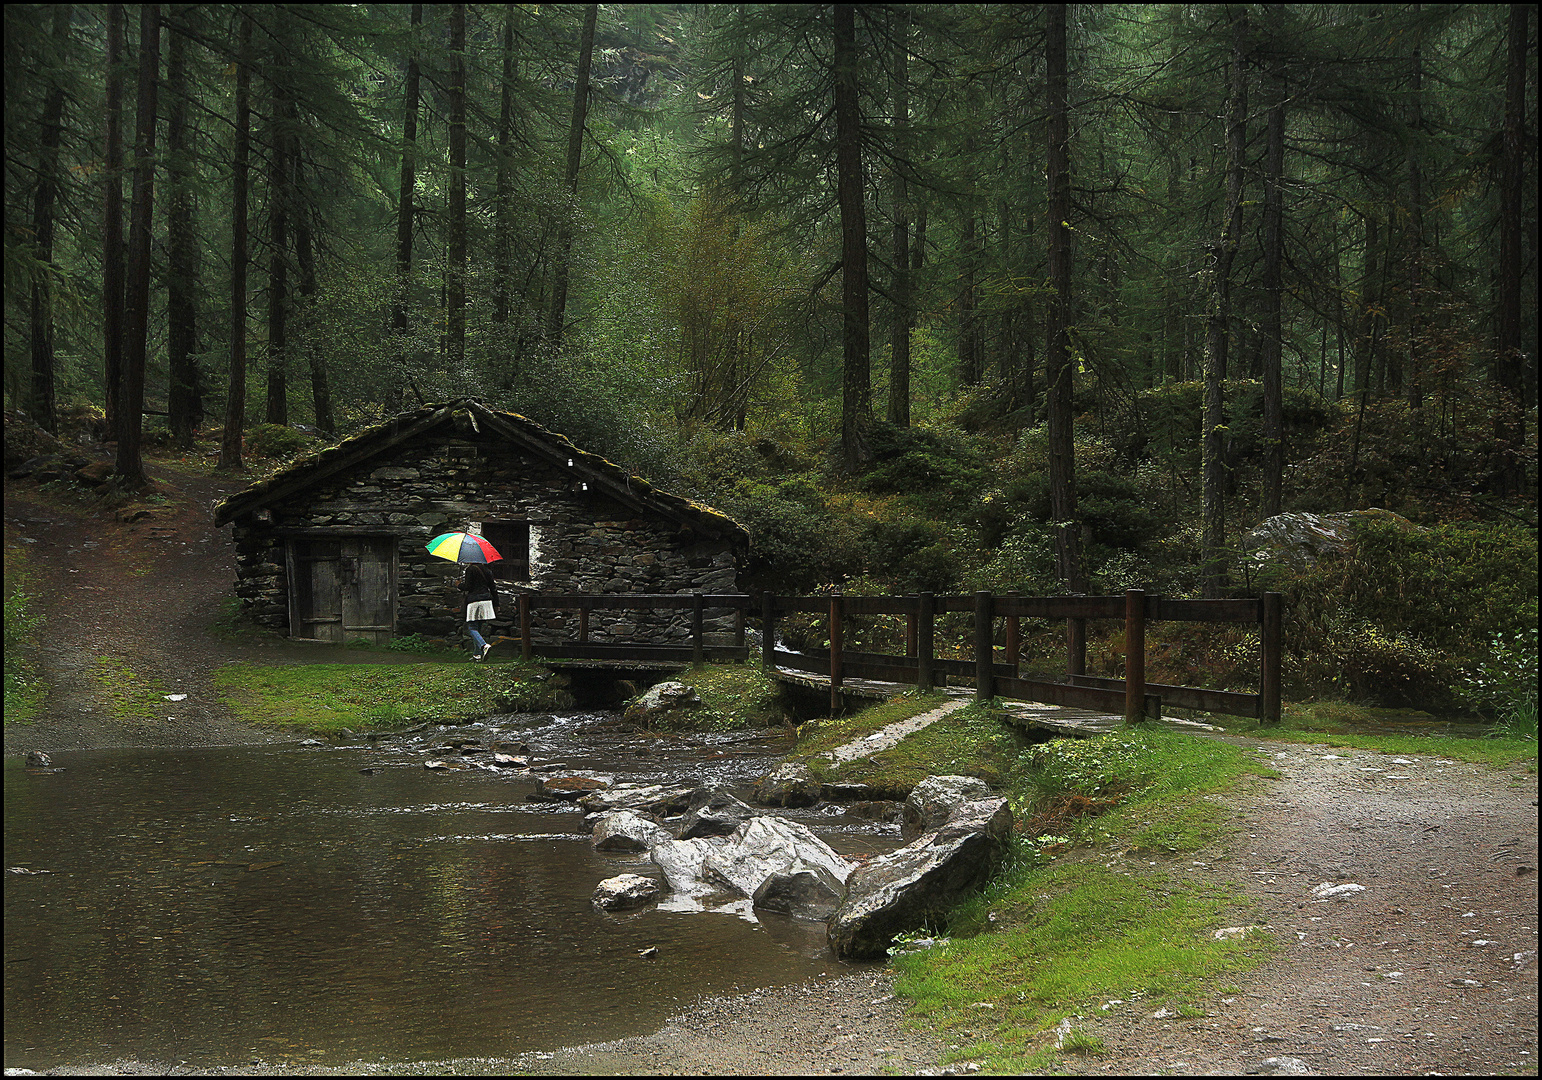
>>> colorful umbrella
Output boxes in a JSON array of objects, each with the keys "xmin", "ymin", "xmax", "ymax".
[{"xmin": 425, "ymin": 531, "xmax": 503, "ymax": 564}]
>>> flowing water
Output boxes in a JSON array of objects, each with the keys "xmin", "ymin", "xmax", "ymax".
[{"xmin": 4, "ymin": 713, "xmax": 904, "ymax": 1072}]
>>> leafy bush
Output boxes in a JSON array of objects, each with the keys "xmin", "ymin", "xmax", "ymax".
[
  {"xmin": 1464, "ymin": 627, "xmax": 1538, "ymax": 737},
  {"xmin": 244, "ymin": 423, "xmax": 316, "ymax": 461},
  {"xmin": 857, "ymin": 422, "xmax": 987, "ymax": 514},
  {"xmin": 1284, "ymin": 520, "xmax": 1538, "ymax": 707}
]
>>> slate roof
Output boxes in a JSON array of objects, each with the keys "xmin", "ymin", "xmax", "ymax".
[{"xmin": 211, "ymin": 399, "xmax": 748, "ymax": 544}]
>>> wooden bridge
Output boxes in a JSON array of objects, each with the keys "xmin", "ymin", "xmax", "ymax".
[{"xmin": 496, "ymin": 589, "xmax": 1282, "ymax": 726}]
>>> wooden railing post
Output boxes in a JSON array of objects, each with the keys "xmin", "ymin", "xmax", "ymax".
[
  {"xmin": 917, "ymin": 592, "xmax": 935, "ymax": 692},
  {"xmin": 1067, "ymin": 600, "xmax": 1086, "ymax": 679},
  {"xmin": 1125, "ymin": 588, "xmax": 1146, "ymax": 723},
  {"xmin": 1004, "ymin": 593, "xmax": 1020, "ymax": 676},
  {"xmin": 692, "ymin": 593, "xmax": 705, "ymax": 664},
  {"xmin": 733, "ymin": 603, "xmax": 745, "ymax": 654},
  {"xmin": 829, "ymin": 593, "xmax": 844, "ymax": 714},
  {"xmin": 1261, "ymin": 591, "xmax": 1282, "ymax": 724},
  {"xmin": 974, "ymin": 591, "xmax": 995, "ymax": 700},
  {"xmin": 518, "ymin": 593, "xmax": 532, "ymax": 661},
  {"xmin": 761, "ymin": 591, "xmax": 776, "ymax": 670},
  {"xmin": 578, "ymin": 603, "xmax": 589, "ymax": 644}
]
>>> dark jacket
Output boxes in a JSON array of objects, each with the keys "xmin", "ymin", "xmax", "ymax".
[{"xmin": 461, "ymin": 563, "xmax": 499, "ymax": 616}]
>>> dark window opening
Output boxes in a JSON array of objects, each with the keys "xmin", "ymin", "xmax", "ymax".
[{"xmin": 481, "ymin": 521, "xmax": 530, "ymax": 581}]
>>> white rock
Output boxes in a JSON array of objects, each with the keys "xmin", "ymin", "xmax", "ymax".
[{"xmin": 1310, "ymin": 882, "xmax": 1366, "ymax": 900}]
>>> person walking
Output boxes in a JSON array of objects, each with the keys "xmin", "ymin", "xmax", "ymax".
[{"xmin": 462, "ymin": 561, "xmax": 500, "ymax": 661}]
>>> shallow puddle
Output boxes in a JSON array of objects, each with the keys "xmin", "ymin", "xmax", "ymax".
[{"xmin": 3, "ymin": 715, "xmax": 898, "ymax": 1071}]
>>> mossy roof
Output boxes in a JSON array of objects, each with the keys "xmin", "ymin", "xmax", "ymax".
[{"xmin": 211, "ymin": 399, "xmax": 748, "ymax": 544}]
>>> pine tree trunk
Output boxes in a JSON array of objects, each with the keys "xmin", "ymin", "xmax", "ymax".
[
  {"xmin": 28, "ymin": 4, "xmax": 69, "ymax": 435},
  {"xmin": 292, "ymin": 154, "xmax": 331, "ymax": 438},
  {"xmin": 219, "ymin": 9, "xmax": 252, "ymax": 471},
  {"xmin": 392, "ymin": 3, "xmax": 422, "ymax": 398},
  {"xmin": 265, "ymin": 69, "xmax": 289, "ymax": 427},
  {"xmin": 546, "ymin": 3, "xmax": 598, "ymax": 350},
  {"xmin": 1260, "ymin": 50, "xmax": 1286, "ymax": 519},
  {"xmin": 117, "ymin": 2, "xmax": 160, "ymax": 490},
  {"xmin": 1493, "ymin": 2, "xmax": 1528, "ymax": 493},
  {"xmin": 166, "ymin": 13, "xmax": 202, "ymax": 450},
  {"xmin": 103, "ymin": 3, "xmax": 126, "ymax": 443},
  {"xmin": 1046, "ymin": 2, "xmax": 1084, "ymax": 593},
  {"xmin": 446, "ymin": 3, "xmax": 467, "ymax": 369},
  {"xmin": 1201, "ymin": 8, "xmax": 1246, "ymax": 598},
  {"xmin": 886, "ymin": 6, "xmax": 910, "ymax": 427},
  {"xmin": 834, "ymin": 3, "xmax": 871, "ymax": 472},
  {"xmin": 493, "ymin": 5, "xmax": 514, "ymax": 348}
]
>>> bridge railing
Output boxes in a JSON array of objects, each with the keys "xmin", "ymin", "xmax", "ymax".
[{"xmin": 508, "ymin": 589, "xmax": 1282, "ymax": 725}]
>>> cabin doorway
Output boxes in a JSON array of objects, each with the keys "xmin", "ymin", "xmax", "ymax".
[{"xmin": 286, "ymin": 535, "xmax": 397, "ymax": 644}]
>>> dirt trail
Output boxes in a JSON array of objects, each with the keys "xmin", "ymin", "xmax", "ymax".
[{"xmin": 4, "ymin": 457, "xmax": 1537, "ymax": 1076}]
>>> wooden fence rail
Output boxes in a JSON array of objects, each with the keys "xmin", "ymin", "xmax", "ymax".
[{"xmin": 505, "ymin": 589, "xmax": 1283, "ymax": 725}]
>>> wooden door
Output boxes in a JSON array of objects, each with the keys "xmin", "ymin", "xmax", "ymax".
[{"xmin": 287, "ymin": 536, "xmax": 396, "ymax": 644}]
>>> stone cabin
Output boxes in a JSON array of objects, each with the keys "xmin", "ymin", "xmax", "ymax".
[{"xmin": 212, "ymin": 399, "xmax": 748, "ymax": 647}]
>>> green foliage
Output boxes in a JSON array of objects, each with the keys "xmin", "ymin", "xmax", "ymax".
[
  {"xmin": 244, "ymin": 423, "xmax": 316, "ymax": 461},
  {"xmin": 858, "ymin": 423, "xmax": 988, "ymax": 514},
  {"xmin": 385, "ymin": 633, "xmax": 455, "ymax": 656},
  {"xmin": 1464, "ymin": 627, "xmax": 1539, "ymax": 738},
  {"xmin": 1283, "ymin": 520, "xmax": 1538, "ymax": 707}
]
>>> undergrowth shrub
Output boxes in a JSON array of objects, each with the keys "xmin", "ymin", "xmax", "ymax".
[{"xmin": 244, "ymin": 423, "xmax": 315, "ymax": 461}]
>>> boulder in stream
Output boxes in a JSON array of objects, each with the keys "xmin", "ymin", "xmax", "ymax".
[
  {"xmin": 623, "ymin": 681, "xmax": 702, "ymax": 727},
  {"xmin": 593, "ymin": 873, "xmax": 661, "ymax": 911},
  {"xmin": 578, "ymin": 782, "xmax": 696, "ymax": 816},
  {"xmin": 592, "ymin": 810, "xmax": 674, "ymax": 853},
  {"xmin": 902, "ymin": 775, "xmax": 993, "ymax": 840},
  {"xmin": 703, "ymin": 816, "xmax": 854, "ymax": 921},
  {"xmin": 828, "ymin": 796, "xmax": 1013, "ymax": 959},
  {"xmin": 533, "ymin": 772, "xmax": 614, "ymax": 801},
  {"xmin": 751, "ymin": 762, "xmax": 822, "ymax": 808},
  {"xmin": 679, "ymin": 786, "xmax": 757, "ymax": 839},
  {"xmin": 650, "ymin": 836, "xmax": 733, "ymax": 897}
]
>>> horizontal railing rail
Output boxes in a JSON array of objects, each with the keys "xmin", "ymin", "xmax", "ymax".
[{"xmin": 500, "ymin": 588, "xmax": 1282, "ymax": 724}]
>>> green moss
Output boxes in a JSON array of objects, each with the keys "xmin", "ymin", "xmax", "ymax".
[
  {"xmin": 3, "ymin": 536, "xmax": 46, "ymax": 724},
  {"xmin": 213, "ymin": 661, "xmax": 567, "ymax": 734},
  {"xmin": 638, "ymin": 663, "xmax": 788, "ymax": 733},
  {"xmin": 92, "ymin": 656, "xmax": 179, "ymax": 723}
]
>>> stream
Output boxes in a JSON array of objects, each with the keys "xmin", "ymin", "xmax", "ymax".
[{"xmin": 3, "ymin": 712, "xmax": 905, "ymax": 1072}]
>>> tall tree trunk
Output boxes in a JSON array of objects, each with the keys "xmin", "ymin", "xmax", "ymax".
[
  {"xmin": 166, "ymin": 9, "xmax": 202, "ymax": 449},
  {"xmin": 834, "ymin": 3, "xmax": 871, "ymax": 472},
  {"xmin": 1202, "ymin": 7, "xmax": 1247, "ymax": 598},
  {"xmin": 1259, "ymin": 48, "xmax": 1286, "ymax": 519},
  {"xmin": 446, "ymin": 3, "xmax": 467, "ymax": 370},
  {"xmin": 265, "ymin": 66, "xmax": 290, "ymax": 427},
  {"xmin": 1493, "ymin": 2, "xmax": 1528, "ymax": 494},
  {"xmin": 292, "ymin": 154, "xmax": 331, "ymax": 437},
  {"xmin": 219, "ymin": 9, "xmax": 252, "ymax": 470},
  {"xmin": 1046, "ymin": 2, "xmax": 1084, "ymax": 593},
  {"xmin": 28, "ymin": 4, "xmax": 70, "ymax": 435},
  {"xmin": 886, "ymin": 5, "xmax": 910, "ymax": 427},
  {"xmin": 103, "ymin": 3, "xmax": 126, "ymax": 443},
  {"xmin": 546, "ymin": 3, "xmax": 598, "ymax": 350},
  {"xmin": 493, "ymin": 4, "xmax": 514, "ymax": 358},
  {"xmin": 392, "ymin": 3, "xmax": 422, "ymax": 401},
  {"xmin": 117, "ymin": 2, "xmax": 160, "ymax": 490},
  {"xmin": 958, "ymin": 213, "xmax": 980, "ymax": 384},
  {"xmin": 1407, "ymin": 18, "xmax": 1425, "ymax": 411}
]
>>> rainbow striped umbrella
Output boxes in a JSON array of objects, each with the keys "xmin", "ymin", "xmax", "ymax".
[{"xmin": 425, "ymin": 531, "xmax": 503, "ymax": 564}]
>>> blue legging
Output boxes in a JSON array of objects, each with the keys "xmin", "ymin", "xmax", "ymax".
[{"xmin": 467, "ymin": 621, "xmax": 491, "ymax": 651}]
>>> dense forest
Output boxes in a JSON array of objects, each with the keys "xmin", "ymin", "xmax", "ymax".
[{"xmin": 4, "ymin": 3, "xmax": 1537, "ymax": 713}]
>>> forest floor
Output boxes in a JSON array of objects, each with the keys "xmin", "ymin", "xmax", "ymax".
[{"xmin": 3, "ymin": 452, "xmax": 1537, "ymax": 1076}]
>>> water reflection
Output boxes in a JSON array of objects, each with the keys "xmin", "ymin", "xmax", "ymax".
[{"xmin": 3, "ymin": 726, "xmax": 878, "ymax": 1072}]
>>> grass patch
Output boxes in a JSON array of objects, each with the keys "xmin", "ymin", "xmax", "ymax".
[
  {"xmin": 789, "ymin": 695, "xmax": 1030, "ymax": 796},
  {"xmin": 92, "ymin": 656, "xmax": 179, "ymax": 723},
  {"xmin": 891, "ymin": 728, "xmax": 1280, "ymax": 1072},
  {"xmin": 213, "ymin": 661, "xmax": 568, "ymax": 734},
  {"xmin": 3, "ymin": 534, "xmax": 46, "ymax": 724}
]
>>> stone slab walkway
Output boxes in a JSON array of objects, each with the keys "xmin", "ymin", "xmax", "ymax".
[{"xmin": 824, "ymin": 696, "xmax": 972, "ymax": 764}]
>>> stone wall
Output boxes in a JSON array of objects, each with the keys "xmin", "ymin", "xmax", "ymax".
[{"xmin": 229, "ymin": 432, "xmax": 739, "ymax": 645}]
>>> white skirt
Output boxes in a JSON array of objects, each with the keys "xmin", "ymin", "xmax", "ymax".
[{"xmin": 465, "ymin": 601, "xmax": 495, "ymax": 623}]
